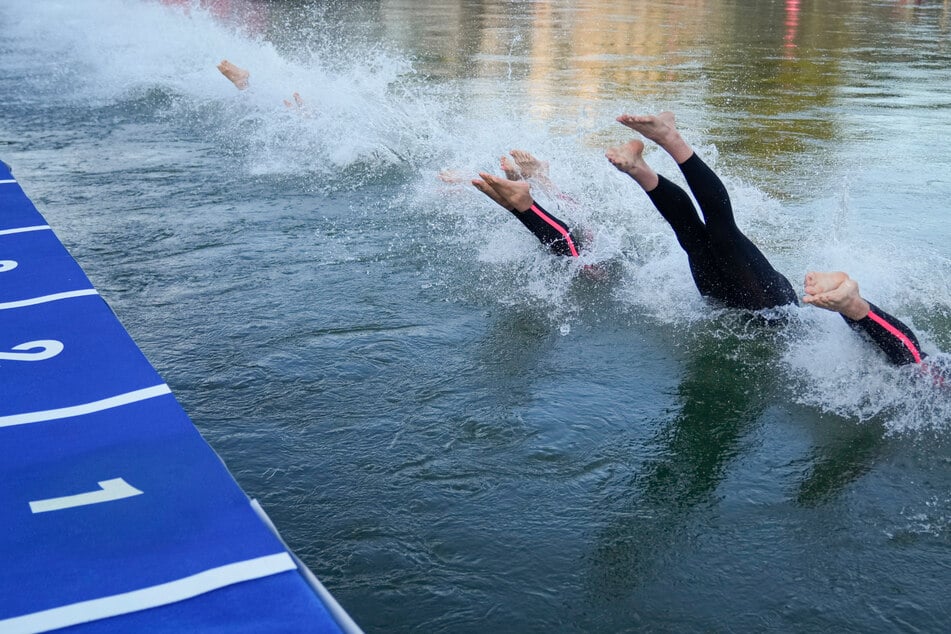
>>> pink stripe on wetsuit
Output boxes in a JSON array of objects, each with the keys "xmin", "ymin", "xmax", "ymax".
[
  {"xmin": 509, "ymin": 200, "xmax": 581, "ymax": 258},
  {"xmin": 867, "ymin": 310, "xmax": 922, "ymax": 364},
  {"xmin": 844, "ymin": 302, "xmax": 925, "ymax": 366},
  {"xmin": 529, "ymin": 203, "xmax": 579, "ymax": 257}
]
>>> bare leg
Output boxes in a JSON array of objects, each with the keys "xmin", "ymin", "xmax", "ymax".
[
  {"xmin": 217, "ymin": 59, "xmax": 250, "ymax": 90},
  {"xmin": 802, "ymin": 271, "xmax": 871, "ymax": 320},
  {"xmin": 472, "ymin": 178, "xmax": 515, "ymax": 211},
  {"xmin": 605, "ymin": 140, "xmax": 660, "ymax": 192},
  {"xmin": 616, "ymin": 111, "xmax": 693, "ymax": 164}
]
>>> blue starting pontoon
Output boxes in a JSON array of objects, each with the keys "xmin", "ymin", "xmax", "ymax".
[{"xmin": 0, "ymin": 161, "xmax": 361, "ymax": 633}]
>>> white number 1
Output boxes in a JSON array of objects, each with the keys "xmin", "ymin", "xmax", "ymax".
[{"xmin": 29, "ymin": 478, "xmax": 143, "ymax": 514}]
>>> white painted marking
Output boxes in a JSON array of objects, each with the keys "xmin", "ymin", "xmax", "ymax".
[
  {"xmin": 0, "ymin": 340, "xmax": 64, "ymax": 361},
  {"xmin": 0, "ymin": 289, "xmax": 98, "ymax": 310},
  {"xmin": 0, "ymin": 179, "xmax": 16, "ymax": 184},
  {"xmin": 0, "ymin": 384, "xmax": 171, "ymax": 428},
  {"xmin": 30, "ymin": 478, "xmax": 143, "ymax": 514},
  {"xmin": 0, "ymin": 225, "xmax": 50, "ymax": 236},
  {"xmin": 0, "ymin": 552, "xmax": 297, "ymax": 634},
  {"xmin": 0, "ymin": 260, "xmax": 17, "ymax": 272}
]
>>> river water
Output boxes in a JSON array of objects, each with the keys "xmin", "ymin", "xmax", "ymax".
[{"xmin": 1, "ymin": 0, "xmax": 950, "ymax": 631}]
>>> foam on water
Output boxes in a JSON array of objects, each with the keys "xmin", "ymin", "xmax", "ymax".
[
  {"xmin": 3, "ymin": 0, "xmax": 949, "ymax": 433},
  {"xmin": 3, "ymin": 0, "xmax": 453, "ymax": 182}
]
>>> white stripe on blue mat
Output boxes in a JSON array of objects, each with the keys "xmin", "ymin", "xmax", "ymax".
[
  {"xmin": 0, "ymin": 385, "xmax": 172, "ymax": 428},
  {"xmin": 0, "ymin": 225, "xmax": 51, "ymax": 236},
  {"xmin": 0, "ymin": 289, "xmax": 99, "ymax": 311},
  {"xmin": 0, "ymin": 552, "xmax": 297, "ymax": 634},
  {"xmin": 0, "ymin": 179, "xmax": 16, "ymax": 184}
]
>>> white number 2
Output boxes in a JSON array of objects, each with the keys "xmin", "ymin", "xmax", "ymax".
[{"xmin": 0, "ymin": 340, "xmax": 64, "ymax": 361}]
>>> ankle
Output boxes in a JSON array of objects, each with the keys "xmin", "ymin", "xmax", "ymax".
[
  {"xmin": 636, "ymin": 172, "xmax": 660, "ymax": 192},
  {"xmin": 842, "ymin": 297, "xmax": 871, "ymax": 321},
  {"xmin": 669, "ymin": 143, "xmax": 694, "ymax": 165}
]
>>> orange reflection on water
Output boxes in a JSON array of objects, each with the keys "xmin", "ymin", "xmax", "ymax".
[
  {"xmin": 521, "ymin": 1, "xmax": 718, "ymax": 123},
  {"xmin": 367, "ymin": 0, "xmax": 948, "ymax": 191},
  {"xmin": 784, "ymin": 0, "xmax": 801, "ymax": 59}
]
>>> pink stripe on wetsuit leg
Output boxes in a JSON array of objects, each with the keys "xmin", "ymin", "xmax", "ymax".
[
  {"xmin": 529, "ymin": 203, "xmax": 579, "ymax": 257},
  {"xmin": 867, "ymin": 310, "xmax": 922, "ymax": 364}
]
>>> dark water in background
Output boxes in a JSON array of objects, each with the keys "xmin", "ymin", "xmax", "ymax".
[{"xmin": 1, "ymin": 0, "xmax": 950, "ymax": 631}]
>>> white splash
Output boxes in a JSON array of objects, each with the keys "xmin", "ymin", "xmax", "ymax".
[{"xmin": 4, "ymin": 0, "xmax": 949, "ymax": 432}]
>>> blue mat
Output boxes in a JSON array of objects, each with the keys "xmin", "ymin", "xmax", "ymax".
[{"xmin": 0, "ymin": 161, "xmax": 356, "ymax": 633}]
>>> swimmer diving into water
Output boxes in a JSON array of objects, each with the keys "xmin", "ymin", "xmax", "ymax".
[
  {"xmin": 216, "ymin": 59, "xmax": 305, "ymax": 110},
  {"xmin": 606, "ymin": 112, "xmax": 934, "ymax": 368},
  {"xmin": 606, "ymin": 111, "xmax": 798, "ymax": 311},
  {"xmin": 453, "ymin": 115, "xmax": 932, "ymax": 370},
  {"xmin": 803, "ymin": 270, "xmax": 926, "ymax": 366},
  {"xmin": 217, "ymin": 59, "xmax": 250, "ymax": 89},
  {"xmin": 470, "ymin": 150, "xmax": 584, "ymax": 258}
]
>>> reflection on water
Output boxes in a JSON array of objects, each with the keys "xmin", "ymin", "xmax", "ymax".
[
  {"xmin": 795, "ymin": 419, "xmax": 887, "ymax": 506},
  {"xmin": 365, "ymin": 0, "xmax": 951, "ymax": 196},
  {"xmin": 3, "ymin": 1, "xmax": 951, "ymax": 632},
  {"xmin": 590, "ymin": 332, "xmax": 774, "ymax": 595}
]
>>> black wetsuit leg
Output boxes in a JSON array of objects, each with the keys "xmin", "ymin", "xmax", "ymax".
[
  {"xmin": 646, "ymin": 175, "xmax": 725, "ymax": 298},
  {"xmin": 843, "ymin": 302, "xmax": 925, "ymax": 365},
  {"xmin": 676, "ymin": 153, "xmax": 797, "ymax": 310},
  {"xmin": 510, "ymin": 200, "xmax": 581, "ymax": 257}
]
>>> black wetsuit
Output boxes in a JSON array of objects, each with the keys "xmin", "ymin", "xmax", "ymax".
[
  {"xmin": 646, "ymin": 153, "xmax": 798, "ymax": 311},
  {"xmin": 644, "ymin": 155, "xmax": 932, "ymax": 366},
  {"xmin": 509, "ymin": 201, "xmax": 581, "ymax": 258},
  {"xmin": 845, "ymin": 302, "xmax": 926, "ymax": 366},
  {"xmin": 516, "ymin": 155, "xmax": 926, "ymax": 368}
]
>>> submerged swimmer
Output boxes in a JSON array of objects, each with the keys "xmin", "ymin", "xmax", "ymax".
[
  {"xmin": 471, "ymin": 150, "xmax": 585, "ymax": 258},
  {"xmin": 217, "ymin": 59, "xmax": 250, "ymax": 90},
  {"xmin": 606, "ymin": 112, "xmax": 797, "ymax": 311},
  {"xmin": 803, "ymin": 271, "xmax": 926, "ymax": 366},
  {"xmin": 216, "ymin": 59, "xmax": 306, "ymax": 110}
]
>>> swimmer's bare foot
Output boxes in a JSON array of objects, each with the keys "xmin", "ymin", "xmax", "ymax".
[
  {"xmin": 283, "ymin": 92, "xmax": 305, "ymax": 110},
  {"xmin": 478, "ymin": 172, "xmax": 533, "ymax": 212},
  {"xmin": 605, "ymin": 140, "xmax": 659, "ymax": 192},
  {"xmin": 217, "ymin": 59, "xmax": 250, "ymax": 90},
  {"xmin": 438, "ymin": 169, "xmax": 467, "ymax": 184},
  {"xmin": 509, "ymin": 150, "xmax": 549, "ymax": 180},
  {"xmin": 803, "ymin": 271, "xmax": 849, "ymax": 297},
  {"xmin": 802, "ymin": 271, "xmax": 871, "ymax": 320},
  {"xmin": 616, "ymin": 111, "xmax": 693, "ymax": 164},
  {"xmin": 509, "ymin": 149, "xmax": 563, "ymax": 197},
  {"xmin": 500, "ymin": 155, "xmax": 521, "ymax": 181},
  {"xmin": 472, "ymin": 178, "xmax": 515, "ymax": 211}
]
